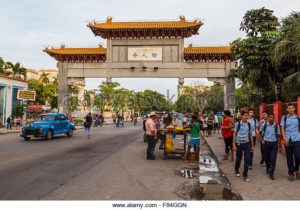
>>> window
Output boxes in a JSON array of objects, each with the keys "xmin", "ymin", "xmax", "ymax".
[
  {"xmin": 60, "ymin": 115, "xmax": 67, "ymax": 121},
  {"xmin": 38, "ymin": 115, "xmax": 54, "ymax": 121}
]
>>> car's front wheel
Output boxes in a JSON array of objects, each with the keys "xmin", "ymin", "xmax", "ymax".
[
  {"xmin": 45, "ymin": 130, "xmax": 53, "ymax": 140},
  {"xmin": 23, "ymin": 136, "xmax": 30, "ymax": 141},
  {"xmin": 67, "ymin": 128, "xmax": 73, "ymax": 137}
]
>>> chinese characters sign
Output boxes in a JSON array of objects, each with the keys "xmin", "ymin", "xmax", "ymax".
[{"xmin": 128, "ymin": 47, "xmax": 162, "ymax": 61}]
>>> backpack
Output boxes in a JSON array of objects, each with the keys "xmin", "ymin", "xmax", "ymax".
[
  {"xmin": 236, "ymin": 120, "xmax": 251, "ymax": 139},
  {"xmin": 261, "ymin": 122, "xmax": 278, "ymax": 138},
  {"xmin": 284, "ymin": 114, "xmax": 300, "ymax": 132}
]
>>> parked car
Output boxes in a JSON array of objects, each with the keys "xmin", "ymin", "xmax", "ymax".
[{"xmin": 21, "ymin": 113, "xmax": 76, "ymax": 140}]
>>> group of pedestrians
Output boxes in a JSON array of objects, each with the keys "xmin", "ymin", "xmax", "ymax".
[
  {"xmin": 144, "ymin": 112, "xmax": 223, "ymax": 162},
  {"xmin": 6, "ymin": 116, "xmax": 22, "ymax": 130},
  {"xmin": 220, "ymin": 103, "xmax": 300, "ymax": 182},
  {"xmin": 93, "ymin": 114, "xmax": 104, "ymax": 127}
]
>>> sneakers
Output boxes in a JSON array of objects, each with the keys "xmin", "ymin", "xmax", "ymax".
[
  {"xmin": 260, "ymin": 160, "xmax": 264, "ymax": 167},
  {"xmin": 235, "ymin": 171, "xmax": 240, "ymax": 177},
  {"xmin": 266, "ymin": 169, "xmax": 270, "ymax": 175},
  {"xmin": 248, "ymin": 165, "xmax": 252, "ymax": 170},
  {"xmin": 243, "ymin": 177, "xmax": 250, "ymax": 182},
  {"xmin": 269, "ymin": 175, "xmax": 275, "ymax": 180},
  {"xmin": 288, "ymin": 174, "xmax": 295, "ymax": 181}
]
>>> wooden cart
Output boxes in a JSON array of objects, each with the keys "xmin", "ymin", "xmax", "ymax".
[{"xmin": 158, "ymin": 129, "xmax": 190, "ymax": 160}]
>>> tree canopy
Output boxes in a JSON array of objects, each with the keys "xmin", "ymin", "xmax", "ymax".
[{"xmin": 228, "ymin": 8, "xmax": 300, "ymax": 104}]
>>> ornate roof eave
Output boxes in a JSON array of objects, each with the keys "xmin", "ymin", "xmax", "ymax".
[
  {"xmin": 87, "ymin": 16, "xmax": 203, "ymax": 39},
  {"xmin": 43, "ymin": 44, "xmax": 107, "ymax": 63},
  {"xmin": 43, "ymin": 44, "xmax": 235, "ymax": 63}
]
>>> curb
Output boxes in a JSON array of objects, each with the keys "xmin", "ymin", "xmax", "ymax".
[
  {"xmin": 0, "ymin": 130, "xmax": 21, "ymax": 135},
  {"xmin": 200, "ymin": 133, "xmax": 245, "ymax": 201}
]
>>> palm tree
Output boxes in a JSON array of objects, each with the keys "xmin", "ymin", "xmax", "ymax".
[
  {"xmin": 39, "ymin": 73, "xmax": 50, "ymax": 84},
  {"xmin": 274, "ymin": 15, "xmax": 300, "ymax": 101},
  {"xmin": 6, "ymin": 62, "xmax": 27, "ymax": 80},
  {"xmin": 52, "ymin": 76, "xmax": 58, "ymax": 85},
  {"xmin": 69, "ymin": 84, "xmax": 79, "ymax": 96},
  {"xmin": 0, "ymin": 57, "xmax": 12, "ymax": 76}
]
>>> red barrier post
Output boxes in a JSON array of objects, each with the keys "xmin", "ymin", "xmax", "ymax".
[
  {"xmin": 273, "ymin": 101, "xmax": 283, "ymax": 125},
  {"xmin": 297, "ymin": 96, "xmax": 300, "ymax": 116},
  {"xmin": 259, "ymin": 103, "xmax": 267, "ymax": 121},
  {"xmin": 273, "ymin": 101, "xmax": 284, "ymax": 154}
]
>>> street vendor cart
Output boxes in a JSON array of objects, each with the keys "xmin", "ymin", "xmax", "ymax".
[{"xmin": 158, "ymin": 128, "xmax": 191, "ymax": 160}]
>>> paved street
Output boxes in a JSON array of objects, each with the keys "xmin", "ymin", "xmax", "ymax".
[
  {"xmin": 0, "ymin": 122, "xmax": 140, "ymax": 200},
  {"xmin": 0, "ymin": 122, "xmax": 191, "ymax": 200}
]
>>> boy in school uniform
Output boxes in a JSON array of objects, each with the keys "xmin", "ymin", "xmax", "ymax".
[
  {"xmin": 233, "ymin": 110, "xmax": 255, "ymax": 182},
  {"xmin": 260, "ymin": 113, "xmax": 281, "ymax": 180},
  {"xmin": 247, "ymin": 108, "xmax": 259, "ymax": 169},
  {"xmin": 259, "ymin": 111, "xmax": 269, "ymax": 166},
  {"xmin": 280, "ymin": 103, "xmax": 300, "ymax": 181}
]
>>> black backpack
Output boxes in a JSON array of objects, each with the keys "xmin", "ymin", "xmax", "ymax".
[
  {"xmin": 261, "ymin": 122, "xmax": 278, "ymax": 138},
  {"xmin": 284, "ymin": 114, "xmax": 300, "ymax": 132}
]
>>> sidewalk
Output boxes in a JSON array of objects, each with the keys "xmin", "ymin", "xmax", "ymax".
[
  {"xmin": 203, "ymin": 133, "xmax": 300, "ymax": 200},
  {"xmin": 0, "ymin": 128, "xmax": 22, "ymax": 135}
]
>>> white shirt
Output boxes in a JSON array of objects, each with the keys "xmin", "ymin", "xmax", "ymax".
[{"xmin": 214, "ymin": 115, "xmax": 218, "ymax": 123}]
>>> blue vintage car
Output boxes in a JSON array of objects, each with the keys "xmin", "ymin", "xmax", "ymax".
[{"xmin": 21, "ymin": 113, "xmax": 76, "ymax": 140}]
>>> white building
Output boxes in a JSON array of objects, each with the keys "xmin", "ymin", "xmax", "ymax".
[{"xmin": 0, "ymin": 75, "xmax": 28, "ymax": 127}]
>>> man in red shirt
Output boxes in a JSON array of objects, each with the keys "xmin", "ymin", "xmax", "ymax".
[{"xmin": 145, "ymin": 112, "xmax": 157, "ymax": 160}]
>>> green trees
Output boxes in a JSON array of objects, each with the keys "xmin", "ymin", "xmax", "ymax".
[
  {"xmin": 28, "ymin": 80, "xmax": 57, "ymax": 105},
  {"xmin": 174, "ymin": 83, "xmax": 224, "ymax": 114},
  {"xmin": 91, "ymin": 81, "xmax": 173, "ymax": 114},
  {"xmin": 274, "ymin": 12, "xmax": 300, "ymax": 101},
  {"xmin": 229, "ymin": 8, "xmax": 300, "ymax": 104},
  {"xmin": 0, "ymin": 57, "xmax": 11, "ymax": 76}
]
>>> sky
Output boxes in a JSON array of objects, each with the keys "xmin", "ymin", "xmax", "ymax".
[{"xmin": 0, "ymin": 0, "xmax": 299, "ymax": 100}]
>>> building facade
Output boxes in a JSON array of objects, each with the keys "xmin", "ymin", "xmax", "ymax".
[
  {"xmin": 37, "ymin": 69, "xmax": 58, "ymax": 82},
  {"xmin": 0, "ymin": 75, "xmax": 28, "ymax": 127},
  {"xmin": 26, "ymin": 69, "xmax": 38, "ymax": 81}
]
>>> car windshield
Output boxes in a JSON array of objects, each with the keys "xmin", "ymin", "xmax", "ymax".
[{"xmin": 38, "ymin": 115, "xmax": 54, "ymax": 121}]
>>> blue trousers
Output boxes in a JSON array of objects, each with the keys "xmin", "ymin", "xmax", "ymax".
[
  {"xmin": 285, "ymin": 141, "xmax": 300, "ymax": 175},
  {"xmin": 235, "ymin": 142, "xmax": 251, "ymax": 178},
  {"xmin": 146, "ymin": 135, "xmax": 155, "ymax": 158},
  {"xmin": 6, "ymin": 123, "xmax": 11, "ymax": 129},
  {"xmin": 260, "ymin": 140, "xmax": 265, "ymax": 163},
  {"xmin": 85, "ymin": 127, "xmax": 91, "ymax": 135},
  {"xmin": 249, "ymin": 137, "xmax": 256, "ymax": 166},
  {"xmin": 264, "ymin": 142, "xmax": 278, "ymax": 176}
]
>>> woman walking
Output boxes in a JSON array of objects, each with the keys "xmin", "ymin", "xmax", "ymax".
[
  {"xmin": 221, "ymin": 110, "xmax": 235, "ymax": 161},
  {"xmin": 84, "ymin": 112, "xmax": 93, "ymax": 138}
]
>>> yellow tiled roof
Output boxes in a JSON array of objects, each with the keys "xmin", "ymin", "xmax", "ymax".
[
  {"xmin": 43, "ymin": 45, "xmax": 106, "ymax": 55},
  {"xmin": 184, "ymin": 44, "xmax": 232, "ymax": 54},
  {"xmin": 88, "ymin": 16, "xmax": 203, "ymax": 29}
]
